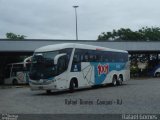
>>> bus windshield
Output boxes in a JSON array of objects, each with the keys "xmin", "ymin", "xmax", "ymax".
[
  {"xmin": 5, "ymin": 64, "xmax": 24, "ymax": 78},
  {"xmin": 29, "ymin": 48, "xmax": 72, "ymax": 80},
  {"xmin": 29, "ymin": 51, "xmax": 57, "ymax": 80}
]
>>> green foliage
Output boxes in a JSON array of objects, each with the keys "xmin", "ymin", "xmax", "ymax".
[
  {"xmin": 6, "ymin": 32, "xmax": 26, "ymax": 40},
  {"xmin": 97, "ymin": 27, "xmax": 160, "ymax": 41}
]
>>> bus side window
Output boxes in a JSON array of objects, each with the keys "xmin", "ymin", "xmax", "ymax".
[
  {"xmin": 88, "ymin": 50, "xmax": 97, "ymax": 62},
  {"xmin": 120, "ymin": 53, "xmax": 124, "ymax": 62},
  {"xmin": 5, "ymin": 65, "xmax": 11, "ymax": 78},
  {"xmin": 110, "ymin": 52, "xmax": 116, "ymax": 62},
  {"xmin": 84, "ymin": 54, "xmax": 89, "ymax": 62},
  {"xmin": 57, "ymin": 56, "xmax": 68, "ymax": 74},
  {"xmin": 73, "ymin": 55, "xmax": 79, "ymax": 63},
  {"xmin": 73, "ymin": 49, "xmax": 82, "ymax": 63},
  {"xmin": 11, "ymin": 70, "xmax": 16, "ymax": 77},
  {"xmin": 71, "ymin": 49, "xmax": 82, "ymax": 72}
]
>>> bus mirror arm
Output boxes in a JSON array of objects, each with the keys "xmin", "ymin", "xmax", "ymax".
[{"xmin": 54, "ymin": 53, "xmax": 67, "ymax": 65}]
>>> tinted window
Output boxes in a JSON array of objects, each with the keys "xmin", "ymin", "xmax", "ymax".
[{"xmin": 73, "ymin": 49, "xmax": 128, "ymax": 63}]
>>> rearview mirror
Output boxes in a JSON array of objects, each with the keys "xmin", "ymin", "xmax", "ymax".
[{"xmin": 54, "ymin": 53, "xmax": 67, "ymax": 65}]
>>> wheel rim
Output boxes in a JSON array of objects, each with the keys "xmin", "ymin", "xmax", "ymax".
[
  {"xmin": 114, "ymin": 80, "xmax": 116, "ymax": 85},
  {"xmin": 119, "ymin": 78, "xmax": 123, "ymax": 85},
  {"xmin": 70, "ymin": 81, "xmax": 75, "ymax": 91},
  {"xmin": 156, "ymin": 73, "xmax": 160, "ymax": 77},
  {"xmin": 73, "ymin": 83, "xmax": 75, "ymax": 89},
  {"xmin": 113, "ymin": 78, "xmax": 116, "ymax": 86}
]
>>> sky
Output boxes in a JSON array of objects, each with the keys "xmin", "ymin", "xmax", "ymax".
[{"xmin": 0, "ymin": 0, "xmax": 160, "ymax": 40}]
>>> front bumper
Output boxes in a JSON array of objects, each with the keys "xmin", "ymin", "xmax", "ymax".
[
  {"xmin": 30, "ymin": 83, "xmax": 57, "ymax": 91},
  {"xmin": 29, "ymin": 80, "xmax": 57, "ymax": 91}
]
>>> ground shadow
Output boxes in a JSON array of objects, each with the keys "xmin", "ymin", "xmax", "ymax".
[{"xmin": 35, "ymin": 83, "xmax": 128, "ymax": 96}]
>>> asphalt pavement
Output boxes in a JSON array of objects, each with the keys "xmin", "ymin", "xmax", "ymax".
[{"xmin": 0, "ymin": 78, "xmax": 160, "ymax": 114}]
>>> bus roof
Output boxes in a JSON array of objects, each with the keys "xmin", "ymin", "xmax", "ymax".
[{"xmin": 35, "ymin": 43, "xmax": 128, "ymax": 53}]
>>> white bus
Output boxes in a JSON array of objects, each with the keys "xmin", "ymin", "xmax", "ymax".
[
  {"xmin": 4, "ymin": 56, "xmax": 32, "ymax": 85},
  {"xmin": 29, "ymin": 43, "xmax": 130, "ymax": 93}
]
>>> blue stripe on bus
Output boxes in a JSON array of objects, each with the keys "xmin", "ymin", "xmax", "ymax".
[{"xmin": 90, "ymin": 62, "xmax": 126, "ymax": 85}]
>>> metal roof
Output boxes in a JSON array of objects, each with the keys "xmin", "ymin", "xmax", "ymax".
[{"xmin": 0, "ymin": 39, "xmax": 160, "ymax": 52}]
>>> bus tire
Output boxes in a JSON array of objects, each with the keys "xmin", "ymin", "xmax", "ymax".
[
  {"xmin": 69, "ymin": 79, "xmax": 77, "ymax": 93},
  {"xmin": 112, "ymin": 76, "xmax": 117, "ymax": 86},
  {"xmin": 117, "ymin": 75, "xmax": 123, "ymax": 86},
  {"xmin": 46, "ymin": 90, "xmax": 51, "ymax": 94},
  {"xmin": 12, "ymin": 79, "xmax": 18, "ymax": 85},
  {"xmin": 155, "ymin": 72, "xmax": 160, "ymax": 77}
]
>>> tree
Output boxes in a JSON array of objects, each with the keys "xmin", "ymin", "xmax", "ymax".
[
  {"xmin": 6, "ymin": 32, "xmax": 26, "ymax": 40},
  {"xmin": 97, "ymin": 27, "xmax": 160, "ymax": 41}
]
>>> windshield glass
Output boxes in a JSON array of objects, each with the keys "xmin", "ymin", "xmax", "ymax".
[{"xmin": 29, "ymin": 48, "xmax": 72, "ymax": 80}]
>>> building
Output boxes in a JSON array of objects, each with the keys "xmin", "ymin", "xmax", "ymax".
[{"xmin": 0, "ymin": 39, "xmax": 160, "ymax": 84}]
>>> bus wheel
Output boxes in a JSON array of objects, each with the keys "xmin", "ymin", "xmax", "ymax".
[
  {"xmin": 12, "ymin": 79, "xmax": 18, "ymax": 85},
  {"xmin": 117, "ymin": 76, "xmax": 123, "ymax": 86},
  {"xmin": 46, "ymin": 90, "xmax": 51, "ymax": 94},
  {"xmin": 69, "ymin": 80, "xmax": 76, "ymax": 93},
  {"xmin": 112, "ymin": 76, "xmax": 117, "ymax": 86},
  {"xmin": 155, "ymin": 72, "xmax": 160, "ymax": 77}
]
